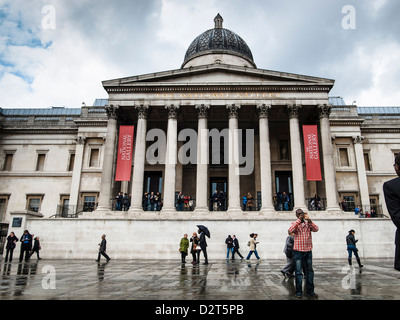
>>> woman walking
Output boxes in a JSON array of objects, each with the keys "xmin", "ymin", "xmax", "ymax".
[
  {"xmin": 347, "ymin": 229, "xmax": 363, "ymax": 271},
  {"xmin": 246, "ymin": 233, "xmax": 261, "ymax": 261}
]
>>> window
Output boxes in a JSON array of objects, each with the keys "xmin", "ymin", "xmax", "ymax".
[
  {"xmin": 339, "ymin": 148, "xmax": 349, "ymax": 167},
  {"xmin": 36, "ymin": 154, "xmax": 46, "ymax": 171},
  {"xmin": 363, "ymin": 153, "xmax": 371, "ymax": 171},
  {"xmin": 3, "ymin": 153, "xmax": 13, "ymax": 171},
  {"xmin": 341, "ymin": 195, "xmax": 355, "ymax": 212},
  {"xmin": 83, "ymin": 195, "xmax": 96, "ymax": 212},
  {"xmin": 68, "ymin": 153, "xmax": 75, "ymax": 171},
  {"xmin": 0, "ymin": 196, "xmax": 9, "ymax": 221},
  {"xmin": 89, "ymin": 148, "xmax": 99, "ymax": 167}
]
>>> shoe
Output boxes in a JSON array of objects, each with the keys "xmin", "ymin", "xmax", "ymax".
[
  {"xmin": 295, "ymin": 294, "xmax": 302, "ymax": 299},
  {"xmin": 287, "ymin": 273, "xmax": 295, "ymax": 279},
  {"xmin": 281, "ymin": 270, "xmax": 287, "ymax": 278},
  {"xmin": 307, "ymin": 293, "xmax": 319, "ymax": 299},
  {"xmin": 95, "ymin": 260, "xmax": 100, "ymax": 262},
  {"xmin": 106, "ymin": 258, "xmax": 110, "ymax": 262}
]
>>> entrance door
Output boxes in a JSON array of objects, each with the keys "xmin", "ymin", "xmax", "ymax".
[
  {"xmin": 144, "ymin": 171, "xmax": 163, "ymax": 194},
  {"xmin": 210, "ymin": 177, "xmax": 227, "ymax": 211},
  {"xmin": 275, "ymin": 171, "xmax": 293, "ymax": 210}
]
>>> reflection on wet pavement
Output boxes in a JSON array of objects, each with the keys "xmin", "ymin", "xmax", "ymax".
[{"xmin": 0, "ymin": 258, "xmax": 399, "ymax": 300}]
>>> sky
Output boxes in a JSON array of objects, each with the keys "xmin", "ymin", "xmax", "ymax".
[{"xmin": 0, "ymin": 0, "xmax": 399, "ymax": 108}]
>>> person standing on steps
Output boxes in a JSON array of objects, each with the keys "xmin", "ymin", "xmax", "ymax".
[
  {"xmin": 96, "ymin": 234, "xmax": 110, "ymax": 262},
  {"xmin": 346, "ymin": 229, "xmax": 363, "ymax": 271}
]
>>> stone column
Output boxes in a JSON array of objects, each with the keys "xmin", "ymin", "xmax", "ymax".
[
  {"xmin": 161, "ymin": 104, "xmax": 180, "ymax": 213},
  {"xmin": 129, "ymin": 104, "xmax": 150, "ymax": 212},
  {"xmin": 95, "ymin": 105, "xmax": 119, "ymax": 213},
  {"xmin": 226, "ymin": 104, "xmax": 241, "ymax": 213},
  {"xmin": 257, "ymin": 104, "xmax": 275, "ymax": 214},
  {"xmin": 287, "ymin": 104, "xmax": 307, "ymax": 210},
  {"xmin": 69, "ymin": 135, "xmax": 85, "ymax": 211},
  {"xmin": 353, "ymin": 135, "xmax": 370, "ymax": 211},
  {"xmin": 194, "ymin": 104, "xmax": 210, "ymax": 213},
  {"xmin": 318, "ymin": 104, "xmax": 341, "ymax": 212}
]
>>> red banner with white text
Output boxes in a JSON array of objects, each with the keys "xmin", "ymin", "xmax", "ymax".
[
  {"xmin": 302, "ymin": 125, "xmax": 322, "ymax": 181},
  {"xmin": 115, "ymin": 125, "xmax": 134, "ymax": 181}
]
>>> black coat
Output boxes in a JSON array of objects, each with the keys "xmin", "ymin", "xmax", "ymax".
[
  {"xmin": 6, "ymin": 235, "xmax": 18, "ymax": 250},
  {"xmin": 199, "ymin": 232, "xmax": 207, "ymax": 248},
  {"xmin": 225, "ymin": 237, "xmax": 233, "ymax": 248},
  {"xmin": 233, "ymin": 238, "xmax": 240, "ymax": 250},
  {"xmin": 99, "ymin": 239, "xmax": 107, "ymax": 252},
  {"xmin": 20, "ymin": 233, "xmax": 32, "ymax": 248},
  {"xmin": 383, "ymin": 176, "xmax": 400, "ymax": 269}
]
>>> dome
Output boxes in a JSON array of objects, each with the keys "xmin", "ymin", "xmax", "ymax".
[{"xmin": 182, "ymin": 14, "xmax": 256, "ymax": 68}]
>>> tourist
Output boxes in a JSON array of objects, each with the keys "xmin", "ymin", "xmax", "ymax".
[
  {"xmin": 179, "ymin": 234, "xmax": 189, "ymax": 263},
  {"xmin": 247, "ymin": 192, "xmax": 254, "ymax": 211},
  {"xmin": 184, "ymin": 194, "xmax": 190, "ymax": 211},
  {"xmin": 177, "ymin": 192, "xmax": 184, "ymax": 211},
  {"xmin": 198, "ymin": 228, "xmax": 208, "ymax": 264},
  {"xmin": 212, "ymin": 190, "xmax": 219, "ymax": 211},
  {"xmin": 115, "ymin": 192, "xmax": 123, "ymax": 211},
  {"xmin": 225, "ymin": 235, "xmax": 234, "ymax": 260},
  {"xmin": 155, "ymin": 192, "xmax": 162, "ymax": 211},
  {"xmin": 218, "ymin": 191, "xmax": 226, "ymax": 211},
  {"xmin": 5, "ymin": 232, "xmax": 18, "ymax": 262},
  {"xmin": 232, "ymin": 235, "xmax": 244, "ymax": 260},
  {"xmin": 122, "ymin": 193, "xmax": 130, "ymax": 211},
  {"xmin": 288, "ymin": 209, "xmax": 319, "ymax": 298},
  {"xmin": 283, "ymin": 192, "xmax": 290, "ymax": 211},
  {"xmin": 95, "ymin": 234, "xmax": 110, "ymax": 262},
  {"xmin": 281, "ymin": 231, "xmax": 295, "ymax": 278},
  {"xmin": 190, "ymin": 232, "xmax": 199, "ymax": 264},
  {"xmin": 242, "ymin": 194, "xmax": 248, "ymax": 211},
  {"xmin": 383, "ymin": 153, "xmax": 400, "ymax": 270},
  {"xmin": 30, "ymin": 236, "xmax": 42, "ymax": 260},
  {"xmin": 19, "ymin": 230, "xmax": 32, "ymax": 262},
  {"xmin": 246, "ymin": 233, "xmax": 261, "ymax": 261},
  {"xmin": 346, "ymin": 230, "xmax": 363, "ymax": 271}
]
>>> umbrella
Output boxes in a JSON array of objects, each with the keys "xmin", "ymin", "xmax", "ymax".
[{"xmin": 197, "ymin": 225, "xmax": 210, "ymax": 238}]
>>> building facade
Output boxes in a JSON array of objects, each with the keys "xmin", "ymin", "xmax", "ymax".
[{"xmin": 0, "ymin": 15, "xmax": 398, "ymax": 258}]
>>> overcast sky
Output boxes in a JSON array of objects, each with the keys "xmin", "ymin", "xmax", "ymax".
[{"xmin": 0, "ymin": 0, "xmax": 399, "ymax": 108}]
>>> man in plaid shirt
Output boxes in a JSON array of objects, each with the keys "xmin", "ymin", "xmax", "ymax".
[{"xmin": 288, "ymin": 209, "xmax": 319, "ymax": 298}]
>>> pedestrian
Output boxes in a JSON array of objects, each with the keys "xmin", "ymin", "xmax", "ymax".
[
  {"xmin": 283, "ymin": 191, "xmax": 290, "ymax": 211},
  {"xmin": 346, "ymin": 230, "xmax": 363, "ymax": 271},
  {"xmin": 281, "ymin": 231, "xmax": 295, "ymax": 278},
  {"xmin": 19, "ymin": 230, "xmax": 32, "ymax": 262},
  {"xmin": 198, "ymin": 228, "xmax": 208, "ymax": 264},
  {"xmin": 95, "ymin": 234, "xmax": 110, "ymax": 262},
  {"xmin": 232, "ymin": 235, "xmax": 244, "ymax": 260},
  {"xmin": 288, "ymin": 209, "xmax": 319, "ymax": 299},
  {"xmin": 242, "ymin": 194, "xmax": 247, "ymax": 211},
  {"xmin": 115, "ymin": 192, "xmax": 123, "ymax": 211},
  {"xmin": 190, "ymin": 232, "xmax": 199, "ymax": 264},
  {"xmin": 247, "ymin": 192, "xmax": 254, "ymax": 211},
  {"xmin": 123, "ymin": 193, "xmax": 130, "ymax": 211},
  {"xmin": 212, "ymin": 190, "xmax": 219, "ymax": 211},
  {"xmin": 30, "ymin": 236, "xmax": 42, "ymax": 260},
  {"xmin": 225, "ymin": 235, "xmax": 234, "ymax": 260},
  {"xmin": 383, "ymin": 153, "xmax": 400, "ymax": 271},
  {"xmin": 179, "ymin": 234, "xmax": 189, "ymax": 263},
  {"xmin": 177, "ymin": 192, "xmax": 184, "ymax": 211},
  {"xmin": 5, "ymin": 232, "xmax": 18, "ymax": 262},
  {"xmin": 246, "ymin": 233, "xmax": 261, "ymax": 261}
]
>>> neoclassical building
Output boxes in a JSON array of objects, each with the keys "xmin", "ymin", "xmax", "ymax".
[{"xmin": 0, "ymin": 15, "xmax": 398, "ymax": 258}]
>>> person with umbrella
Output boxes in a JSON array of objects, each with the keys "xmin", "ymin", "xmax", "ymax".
[{"xmin": 197, "ymin": 225, "xmax": 210, "ymax": 265}]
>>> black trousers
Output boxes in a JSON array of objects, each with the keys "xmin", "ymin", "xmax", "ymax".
[
  {"xmin": 97, "ymin": 250, "xmax": 110, "ymax": 261},
  {"xmin": 201, "ymin": 246, "xmax": 208, "ymax": 263},
  {"xmin": 5, "ymin": 248, "xmax": 14, "ymax": 262},
  {"xmin": 30, "ymin": 248, "xmax": 41, "ymax": 259},
  {"xmin": 19, "ymin": 244, "xmax": 31, "ymax": 262}
]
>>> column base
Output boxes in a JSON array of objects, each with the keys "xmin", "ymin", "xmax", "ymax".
[
  {"xmin": 227, "ymin": 207, "xmax": 242, "ymax": 215},
  {"xmin": 259, "ymin": 207, "xmax": 275, "ymax": 215},
  {"xmin": 326, "ymin": 205, "xmax": 343, "ymax": 215},
  {"xmin": 193, "ymin": 207, "xmax": 210, "ymax": 214}
]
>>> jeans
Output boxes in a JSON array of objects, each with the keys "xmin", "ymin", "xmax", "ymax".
[
  {"xmin": 347, "ymin": 245, "xmax": 360, "ymax": 259},
  {"xmin": 246, "ymin": 250, "xmax": 260, "ymax": 260},
  {"xmin": 226, "ymin": 247, "xmax": 234, "ymax": 259},
  {"xmin": 293, "ymin": 250, "xmax": 315, "ymax": 296}
]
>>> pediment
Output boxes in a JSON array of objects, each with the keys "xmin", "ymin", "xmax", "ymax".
[{"xmin": 102, "ymin": 64, "xmax": 334, "ymax": 92}]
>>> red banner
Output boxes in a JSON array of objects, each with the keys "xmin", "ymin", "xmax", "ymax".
[
  {"xmin": 302, "ymin": 125, "xmax": 322, "ymax": 181},
  {"xmin": 115, "ymin": 125, "xmax": 134, "ymax": 181}
]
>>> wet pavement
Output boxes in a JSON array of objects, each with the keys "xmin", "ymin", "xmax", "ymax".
[
  {"xmin": 0, "ymin": 257, "xmax": 399, "ymax": 300},
  {"xmin": 0, "ymin": 258, "xmax": 400, "ymax": 300}
]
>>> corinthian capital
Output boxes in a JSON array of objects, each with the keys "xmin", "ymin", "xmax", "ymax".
[
  {"xmin": 353, "ymin": 135, "xmax": 364, "ymax": 144},
  {"xmin": 226, "ymin": 104, "xmax": 241, "ymax": 119},
  {"xmin": 135, "ymin": 104, "xmax": 150, "ymax": 120},
  {"xmin": 287, "ymin": 104, "xmax": 301, "ymax": 119},
  {"xmin": 318, "ymin": 104, "xmax": 332, "ymax": 119},
  {"xmin": 256, "ymin": 103, "xmax": 271, "ymax": 119},
  {"xmin": 75, "ymin": 135, "xmax": 86, "ymax": 145},
  {"xmin": 195, "ymin": 104, "xmax": 210, "ymax": 119},
  {"xmin": 165, "ymin": 104, "xmax": 180, "ymax": 119},
  {"xmin": 105, "ymin": 104, "xmax": 119, "ymax": 120}
]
